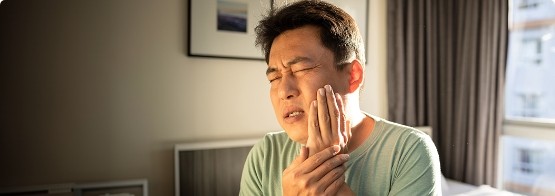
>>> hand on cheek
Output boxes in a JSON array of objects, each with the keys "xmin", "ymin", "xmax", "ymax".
[
  {"xmin": 306, "ymin": 85, "xmax": 351, "ymax": 156},
  {"xmin": 282, "ymin": 85, "xmax": 354, "ymax": 196}
]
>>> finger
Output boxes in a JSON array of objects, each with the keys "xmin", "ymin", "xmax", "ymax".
[
  {"xmin": 290, "ymin": 146, "xmax": 308, "ymax": 168},
  {"xmin": 310, "ymin": 153, "xmax": 349, "ymax": 180},
  {"xmin": 346, "ymin": 120, "xmax": 352, "ymax": 141},
  {"xmin": 324, "ymin": 174, "xmax": 346, "ymax": 195},
  {"xmin": 335, "ymin": 93, "xmax": 347, "ymax": 145},
  {"xmin": 317, "ymin": 87, "xmax": 332, "ymax": 144},
  {"xmin": 325, "ymin": 85, "xmax": 340, "ymax": 145},
  {"xmin": 308, "ymin": 100, "xmax": 320, "ymax": 145},
  {"xmin": 344, "ymin": 120, "xmax": 352, "ymax": 154},
  {"xmin": 319, "ymin": 164, "xmax": 346, "ymax": 191},
  {"xmin": 300, "ymin": 145, "xmax": 342, "ymax": 172}
]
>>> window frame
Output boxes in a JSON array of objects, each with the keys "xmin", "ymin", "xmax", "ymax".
[{"xmin": 503, "ymin": 118, "xmax": 555, "ymax": 141}]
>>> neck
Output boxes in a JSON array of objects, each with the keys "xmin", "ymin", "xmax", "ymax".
[
  {"xmin": 343, "ymin": 93, "xmax": 365, "ymax": 127},
  {"xmin": 343, "ymin": 93, "xmax": 375, "ymax": 153}
]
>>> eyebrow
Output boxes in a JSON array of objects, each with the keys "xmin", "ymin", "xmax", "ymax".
[
  {"xmin": 266, "ymin": 67, "xmax": 277, "ymax": 76},
  {"xmin": 266, "ymin": 56, "xmax": 312, "ymax": 76},
  {"xmin": 287, "ymin": 56, "xmax": 311, "ymax": 67}
]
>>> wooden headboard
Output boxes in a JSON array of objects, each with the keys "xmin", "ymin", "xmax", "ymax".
[{"xmin": 174, "ymin": 139, "xmax": 259, "ymax": 196}]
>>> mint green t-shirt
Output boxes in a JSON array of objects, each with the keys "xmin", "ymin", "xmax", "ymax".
[{"xmin": 239, "ymin": 116, "xmax": 442, "ymax": 195}]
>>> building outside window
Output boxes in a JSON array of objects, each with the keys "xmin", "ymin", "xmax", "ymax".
[
  {"xmin": 503, "ymin": 0, "xmax": 555, "ymax": 195},
  {"xmin": 502, "ymin": 136, "xmax": 555, "ymax": 195}
]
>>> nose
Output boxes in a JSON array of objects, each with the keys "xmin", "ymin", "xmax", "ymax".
[{"xmin": 278, "ymin": 74, "xmax": 300, "ymax": 100}]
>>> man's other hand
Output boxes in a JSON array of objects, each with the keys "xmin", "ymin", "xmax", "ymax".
[{"xmin": 282, "ymin": 146, "xmax": 349, "ymax": 196}]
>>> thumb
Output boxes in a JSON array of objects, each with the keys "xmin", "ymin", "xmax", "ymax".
[{"xmin": 291, "ymin": 146, "xmax": 308, "ymax": 166}]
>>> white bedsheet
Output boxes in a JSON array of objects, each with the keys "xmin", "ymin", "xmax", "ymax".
[{"xmin": 443, "ymin": 178, "xmax": 523, "ymax": 196}]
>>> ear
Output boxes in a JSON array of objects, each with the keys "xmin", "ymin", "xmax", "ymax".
[{"xmin": 347, "ymin": 59, "xmax": 364, "ymax": 93}]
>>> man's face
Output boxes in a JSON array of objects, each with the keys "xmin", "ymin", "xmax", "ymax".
[{"xmin": 266, "ymin": 25, "xmax": 349, "ymax": 144}]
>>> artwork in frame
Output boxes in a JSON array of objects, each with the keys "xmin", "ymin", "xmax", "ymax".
[{"xmin": 188, "ymin": 0, "xmax": 272, "ymax": 60}]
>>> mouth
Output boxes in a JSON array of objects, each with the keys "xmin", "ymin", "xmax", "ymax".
[
  {"xmin": 286, "ymin": 111, "xmax": 304, "ymax": 118},
  {"xmin": 283, "ymin": 107, "xmax": 305, "ymax": 123}
]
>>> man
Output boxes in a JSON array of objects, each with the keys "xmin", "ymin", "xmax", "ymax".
[{"xmin": 240, "ymin": 1, "xmax": 441, "ymax": 195}]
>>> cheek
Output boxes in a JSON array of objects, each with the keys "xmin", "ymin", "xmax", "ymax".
[
  {"xmin": 306, "ymin": 74, "xmax": 348, "ymax": 95},
  {"xmin": 299, "ymin": 78, "xmax": 323, "ymax": 98}
]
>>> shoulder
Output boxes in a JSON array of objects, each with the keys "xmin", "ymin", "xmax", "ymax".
[
  {"xmin": 249, "ymin": 131, "xmax": 299, "ymax": 158},
  {"xmin": 241, "ymin": 131, "xmax": 296, "ymax": 195},
  {"xmin": 262, "ymin": 131, "xmax": 291, "ymax": 143},
  {"xmin": 374, "ymin": 120, "xmax": 442, "ymax": 195},
  {"xmin": 372, "ymin": 118, "xmax": 439, "ymax": 165},
  {"xmin": 377, "ymin": 119, "xmax": 432, "ymax": 146},
  {"xmin": 364, "ymin": 114, "xmax": 430, "ymax": 143},
  {"xmin": 252, "ymin": 131, "xmax": 292, "ymax": 149}
]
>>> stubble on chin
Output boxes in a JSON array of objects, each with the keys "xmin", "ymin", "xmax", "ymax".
[{"xmin": 285, "ymin": 129, "xmax": 308, "ymax": 145}]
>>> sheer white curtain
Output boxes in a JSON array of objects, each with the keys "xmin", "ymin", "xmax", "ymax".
[{"xmin": 387, "ymin": 0, "xmax": 508, "ymax": 186}]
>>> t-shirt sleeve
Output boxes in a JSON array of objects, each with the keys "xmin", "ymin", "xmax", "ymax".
[
  {"xmin": 239, "ymin": 137, "xmax": 266, "ymax": 196},
  {"xmin": 388, "ymin": 131, "xmax": 442, "ymax": 196}
]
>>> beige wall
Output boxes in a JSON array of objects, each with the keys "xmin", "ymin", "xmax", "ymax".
[{"xmin": 0, "ymin": 0, "xmax": 387, "ymax": 195}]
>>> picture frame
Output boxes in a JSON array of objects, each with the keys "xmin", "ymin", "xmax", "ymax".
[
  {"xmin": 188, "ymin": 0, "xmax": 272, "ymax": 60},
  {"xmin": 188, "ymin": 0, "xmax": 368, "ymax": 61}
]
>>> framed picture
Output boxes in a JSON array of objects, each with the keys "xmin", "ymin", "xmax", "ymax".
[{"xmin": 188, "ymin": 0, "xmax": 272, "ymax": 60}]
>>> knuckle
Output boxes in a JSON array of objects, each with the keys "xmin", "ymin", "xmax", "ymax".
[
  {"xmin": 312, "ymin": 120, "xmax": 319, "ymax": 128},
  {"xmin": 326, "ymin": 159, "xmax": 336, "ymax": 169},
  {"xmin": 313, "ymin": 156, "xmax": 323, "ymax": 164},
  {"xmin": 332, "ymin": 167, "xmax": 340, "ymax": 176},
  {"xmin": 308, "ymin": 186, "xmax": 320, "ymax": 195},
  {"xmin": 298, "ymin": 177, "xmax": 309, "ymax": 188},
  {"xmin": 323, "ymin": 114, "xmax": 330, "ymax": 123},
  {"xmin": 292, "ymin": 171, "xmax": 302, "ymax": 179},
  {"xmin": 333, "ymin": 108, "xmax": 339, "ymax": 117}
]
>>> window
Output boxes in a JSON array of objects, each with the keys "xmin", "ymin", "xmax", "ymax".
[
  {"xmin": 502, "ymin": 0, "xmax": 555, "ymax": 195},
  {"xmin": 503, "ymin": 136, "xmax": 555, "ymax": 195},
  {"xmin": 518, "ymin": 0, "xmax": 542, "ymax": 9},
  {"xmin": 505, "ymin": 0, "xmax": 555, "ymax": 120}
]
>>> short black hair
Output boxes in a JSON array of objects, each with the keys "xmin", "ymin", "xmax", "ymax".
[{"xmin": 255, "ymin": 0, "xmax": 365, "ymax": 70}]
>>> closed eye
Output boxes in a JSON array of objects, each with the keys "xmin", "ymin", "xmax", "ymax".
[
  {"xmin": 293, "ymin": 65, "xmax": 319, "ymax": 74},
  {"xmin": 268, "ymin": 64, "xmax": 319, "ymax": 83},
  {"xmin": 269, "ymin": 76, "xmax": 281, "ymax": 83}
]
